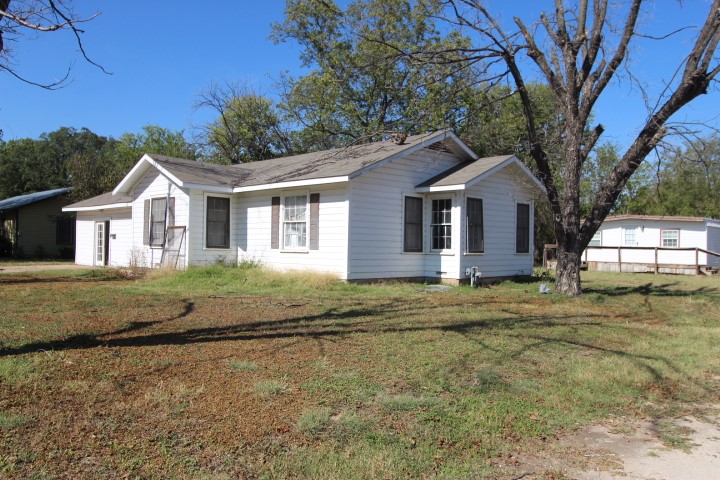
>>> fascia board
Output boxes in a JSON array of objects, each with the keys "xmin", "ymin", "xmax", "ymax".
[
  {"xmin": 415, "ymin": 185, "xmax": 465, "ymax": 193},
  {"xmin": 233, "ymin": 176, "xmax": 348, "ymax": 193},
  {"xmin": 63, "ymin": 203, "xmax": 132, "ymax": 212}
]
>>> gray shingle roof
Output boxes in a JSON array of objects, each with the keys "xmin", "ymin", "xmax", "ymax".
[
  {"xmin": 0, "ymin": 188, "xmax": 72, "ymax": 211},
  {"xmin": 63, "ymin": 191, "xmax": 133, "ymax": 210},
  {"xmin": 149, "ymin": 154, "xmax": 252, "ymax": 187},
  {"xmin": 416, "ymin": 155, "xmax": 515, "ymax": 188}
]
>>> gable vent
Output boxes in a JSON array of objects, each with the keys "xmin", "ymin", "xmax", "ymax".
[{"xmin": 425, "ymin": 141, "xmax": 453, "ymax": 154}]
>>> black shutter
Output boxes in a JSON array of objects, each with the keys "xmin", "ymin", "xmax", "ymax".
[
  {"xmin": 404, "ymin": 196, "xmax": 423, "ymax": 252},
  {"xmin": 309, "ymin": 193, "xmax": 320, "ymax": 250},
  {"xmin": 143, "ymin": 199, "xmax": 150, "ymax": 245},
  {"xmin": 271, "ymin": 196, "xmax": 280, "ymax": 249},
  {"xmin": 516, "ymin": 203, "xmax": 530, "ymax": 253},
  {"xmin": 467, "ymin": 198, "xmax": 484, "ymax": 253}
]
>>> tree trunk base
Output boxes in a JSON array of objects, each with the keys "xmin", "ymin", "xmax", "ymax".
[{"xmin": 555, "ymin": 250, "xmax": 582, "ymax": 296}]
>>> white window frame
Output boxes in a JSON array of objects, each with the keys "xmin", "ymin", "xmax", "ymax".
[
  {"xmin": 661, "ymin": 229, "xmax": 679, "ymax": 248},
  {"xmin": 149, "ymin": 197, "xmax": 167, "ymax": 248},
  {"xmin": 281, "ymin": 192, "xmax": 309, "ymax": 251},
  {"xmin": 623, "ymin": 226, "xmax": 639, "ymax": 246},
  {"xmin": 430, "ymin": 198, "xmax": 453, "ymax": 252},
  {"xmin": 204, "ymin": 193, "xmax": 231, "ymax": 250},
  {"xmin": 588, "ymin": 231, "xmax": 602, "ymax": 247}
]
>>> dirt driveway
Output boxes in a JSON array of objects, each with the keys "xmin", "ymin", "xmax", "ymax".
[{"xmin": 0, "ymin": 263, "xmax": 94, "ymax": 274}]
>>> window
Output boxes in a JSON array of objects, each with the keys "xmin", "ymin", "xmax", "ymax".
[
  {"xmin": 661, "ymin": 229, "xmax": 679, "ymax": 248},
  {"xmin": 283, "ymin": 195, "xmax": 307, "ymax": 249},
  {"xmin": 466, "ymin": 198, "xmax": 484, "ymax": 253},
  {"xmin": 150, "ymin": 198, "xmax": 167, "ymax": 246},
  {"xmin": 431, "ymin": 199, "xmax": 452, "ymax": 250},
  {"xmin": 206, "ymin": 196, "xmax": 230, "ymax": 248},
  {"xmin": 56, "ymin": 216, "xmax": 74, "ymax": 246},
  {"xmin": 623, "ymin": 226, "xmax": 638, "ymax": 246},
  {"xmin": 516, "ymin": 203, "xmax": 530, "ymax": 253},
  {"xmin": 588, "ymin": 231, "xmax": 602, "ymax": 247},
  {"xmin": 404, "ymin": 196, "xmax": 423, "ymax": 252}
]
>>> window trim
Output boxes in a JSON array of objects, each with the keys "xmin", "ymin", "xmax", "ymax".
[
  {"xmin": 466, "ymin": 197, "xmax": 484, "ymax": 254},
  {"xmin": 281, "ymin": 191, "xmax": 309, "ymax": 251},
  {"xmin": 430, "ymin": 198, "xmax": 453, "ymax": 252},
  {"xmin": 588, "ymin": 231, "xmax": 602, "ymax": 247},
  {"xmin": 205, "ymin": 194, "xmax": 231, "ymax": 250},
  {"xmin": 403, "ymin": 195, "xmax": 424, "ymax": 253},
  {"xmin": 515, "ymin": 202, "xmax": 531, "ymax": 254},
  {"xmin": 623, "ymin": 226, "xmax": 639, "ymax": 246},
  {"xmin": 661, "ymin": 229, "xmax": 680, "ymax": 248},
  {"xmin": 149, "ymin": 197, "xmax": 167, "ymax": 247}
]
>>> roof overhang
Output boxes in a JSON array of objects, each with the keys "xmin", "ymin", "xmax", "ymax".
[
  {"xmin": 232, "ymin": 176, "xmax": 349, "ymax": 193},
  {"xmin": 113, "ymin": 154, "xmax": 185, "ymax": 195},
  {"xmin": 415, "ymin": 156, "xmax": 545, "ymax": 193},
  {"xmin": 63, "ymin": 202, "xmax": 132, "ymax": 212}
]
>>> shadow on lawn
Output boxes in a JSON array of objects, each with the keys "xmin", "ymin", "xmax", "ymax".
[
  {"xmin": 583, "ymin": 281, "xmax": 719, "ymax": 297},
  {"xmin": 0, "ymin": 297, "xmax": 682, "ymax": 385}
]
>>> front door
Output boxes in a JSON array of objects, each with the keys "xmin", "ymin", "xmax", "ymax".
[{"xmin": 95, "ymin": 221, "xmax": 110, "ymax": 266}]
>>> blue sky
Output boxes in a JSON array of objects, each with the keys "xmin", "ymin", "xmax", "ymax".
[{"xmin": 0, "ymin": 0, "xmax": 717, "ymax": 150}]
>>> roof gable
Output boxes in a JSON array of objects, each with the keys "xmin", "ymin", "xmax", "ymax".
[{"xmin": 415, "ymin": 155, "xmax": 544, "ymax": 192}]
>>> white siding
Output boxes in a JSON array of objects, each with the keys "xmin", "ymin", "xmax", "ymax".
[
  {"xmin": 347, "ymin": 149, "xmax": 465, "ymax": 280},
  {"xmin": 73, "ymin": 208, "xmax": 132, "ymax": 267},
  {"xmin": 236, "ymin": 185, "xmax": 349, "ymax": 277},
  {"xmin": 585, "ymin": 219, "xmax": 718, "ymax": 268},
  {"xmin": 460, "ymin": 165, "xmax": 535, "ymax": 279},
  {"xmin": 74, "ymin": 212, "xmax": 95, "ymax": 266},
  {"xmin": 186, "ymin": 190, "xmax": 236, "ymax": 266},
  {"xmin": 130, "ymin": 171, "xmax": 190, "ymax": 268}
]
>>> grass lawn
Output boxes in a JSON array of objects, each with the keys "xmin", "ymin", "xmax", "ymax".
[{"xmin": 0, "ymin": 265, "xmax": 718, "ymax": 479}]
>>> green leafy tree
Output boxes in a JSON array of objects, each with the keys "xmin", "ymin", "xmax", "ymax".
[
  {"xmin": 272, "ymin": 0, "xmax": 475, "ymax": 149},
  {"xmin": 196, "ymin": 83, "xmax": 295, "ymax": 164}
]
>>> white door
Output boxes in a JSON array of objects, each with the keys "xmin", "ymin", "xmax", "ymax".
[{"xmin": 95, "ymin": 221, "xmax": 109, "ymax": 266}]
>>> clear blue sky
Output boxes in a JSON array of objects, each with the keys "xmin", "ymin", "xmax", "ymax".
[{"xmin": 0, "ymin": 0, "xmax": 717, "ymax": 150}]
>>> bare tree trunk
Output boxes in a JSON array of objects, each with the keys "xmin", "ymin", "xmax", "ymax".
[{"xmin": 555, "ymin": 241, "xmax": 582, "ymax": 296}]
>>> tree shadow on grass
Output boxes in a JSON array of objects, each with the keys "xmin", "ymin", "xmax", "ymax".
[{"xmin": 583, "ymin": 282, "xmax": 719, "ymax": 297}]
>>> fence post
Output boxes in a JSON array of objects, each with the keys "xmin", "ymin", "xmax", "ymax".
[
  {"xmin": 618, "ymin": 246, "xmax": 622, "ymax": 273},
  {"xmin": 654, "ymin": 247, "xmax": 659, "ymax": 274},
  {"xmin": 696, "ymin": 248, "xmax": 700, "ymax": 275}
]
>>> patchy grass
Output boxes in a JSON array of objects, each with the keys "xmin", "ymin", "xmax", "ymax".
[{"xmin": 0, "ymin": 264, "xmax": 718, "ymax": 478}]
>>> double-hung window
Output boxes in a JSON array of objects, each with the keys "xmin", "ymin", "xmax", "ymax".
[
  {"xmin": 516, "ymin": 203, "xmax": 530, "ymax": 254},
  {"xmin": 206, "ymin": 196, "xmax": 230, "ymax": 248},
  {"xmin": 431, "ymin": 199, "xmax": 452, "ymax": 251},
  {"xmin": 588, "ymin": 231, "xmax": 602, "ymax": 247},
  {"xmin": 623, "ymin": 226, "xmax": 638, "ymax": 246},
  {"xmin": 404, "ymin": 196, "xmax": 423, "ymax": 252},
  {"xmin": 150, "ymin": 198, "xmax": 167, "ymax": 246},
  {"xmin": 661, "ymin": 229, "xmax": 679, "ymax": 248},
  {"xmin": 466, "ymin": 198, "xmax": 484, "ymax": 253},
  {"xmin": 283, "ymin": 195, "xmax": 307, "ymax": 249}
]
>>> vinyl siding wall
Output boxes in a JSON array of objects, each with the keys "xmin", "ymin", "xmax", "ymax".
[
  {"xmin": 707, "ymin": 224, "xmax": 720, "ymax": 268},
  {"xmin": 585, "ymin": 219, "xmax": 714, "ymax": 267},
  {"xmin": 74, "ymin": 208, "xmax": 132, "ymax": 266},
  {"xmin": 186, "ymin": 190, "xmax": 236, "ymax": 266},
  {"xmin": 130, "ymin": 170, "xmax": 190, "ymax": 268},
  {"xmin": 236, "ymin": 184, "xmax": 349, "ymax": 277},
  {"xmin": 347, "ymin": 149, "xmax": 465, "ymax": 280},
  {"xmin": 460, "ymin": 165, "xmax": 536, "ymax": 279}
]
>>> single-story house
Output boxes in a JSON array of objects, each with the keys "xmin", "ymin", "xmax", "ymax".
[
  {"xmin": 0, "ymin": 187, "xmax": 75, "ymax": 258},
  {"xmin": 582, "ymin": 214, "xmax": 720, "ymax": 275},
  {"xmin": 63, "ymin": 130, "xmax": 544, "ymax": 283}
]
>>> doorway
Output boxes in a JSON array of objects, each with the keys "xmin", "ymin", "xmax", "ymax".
[{"xmin": 95, "ymin": 220, "xmax": 110, "ymax": 266}]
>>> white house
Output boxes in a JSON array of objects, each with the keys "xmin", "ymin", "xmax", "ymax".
[
  {"xmin": 63, "ymin": 131, "xmax": 544, "ymax": 283},
  {"xmin": 583, "ymin": 214, "xmax": 720, "ymax": 275}
]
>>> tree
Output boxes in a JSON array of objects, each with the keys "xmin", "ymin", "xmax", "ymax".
[
  {"xmin": 0, "ymin": 127, "xmax": 109, "ymax": 198},
  {"xmin": 195, "ymin": 83, "xmax": 295, "ymax": 164},
  {"xmin": 272, "ymin": 0, "xmax": 475, "ymax": 149},
  {"xmin": 0, "ymin": 0, "xmax": 106, "ymax": 88},
  {"xmin": 426, "ymin": 0, "xmax": 720, "ymax": 295},
  {"xmin": 630, "ymin": 135, "xmax": 720, "ymax": 218},
  {"xmin": 67, "ymin": 125, "xmax": 197, "ymax": 201}
]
